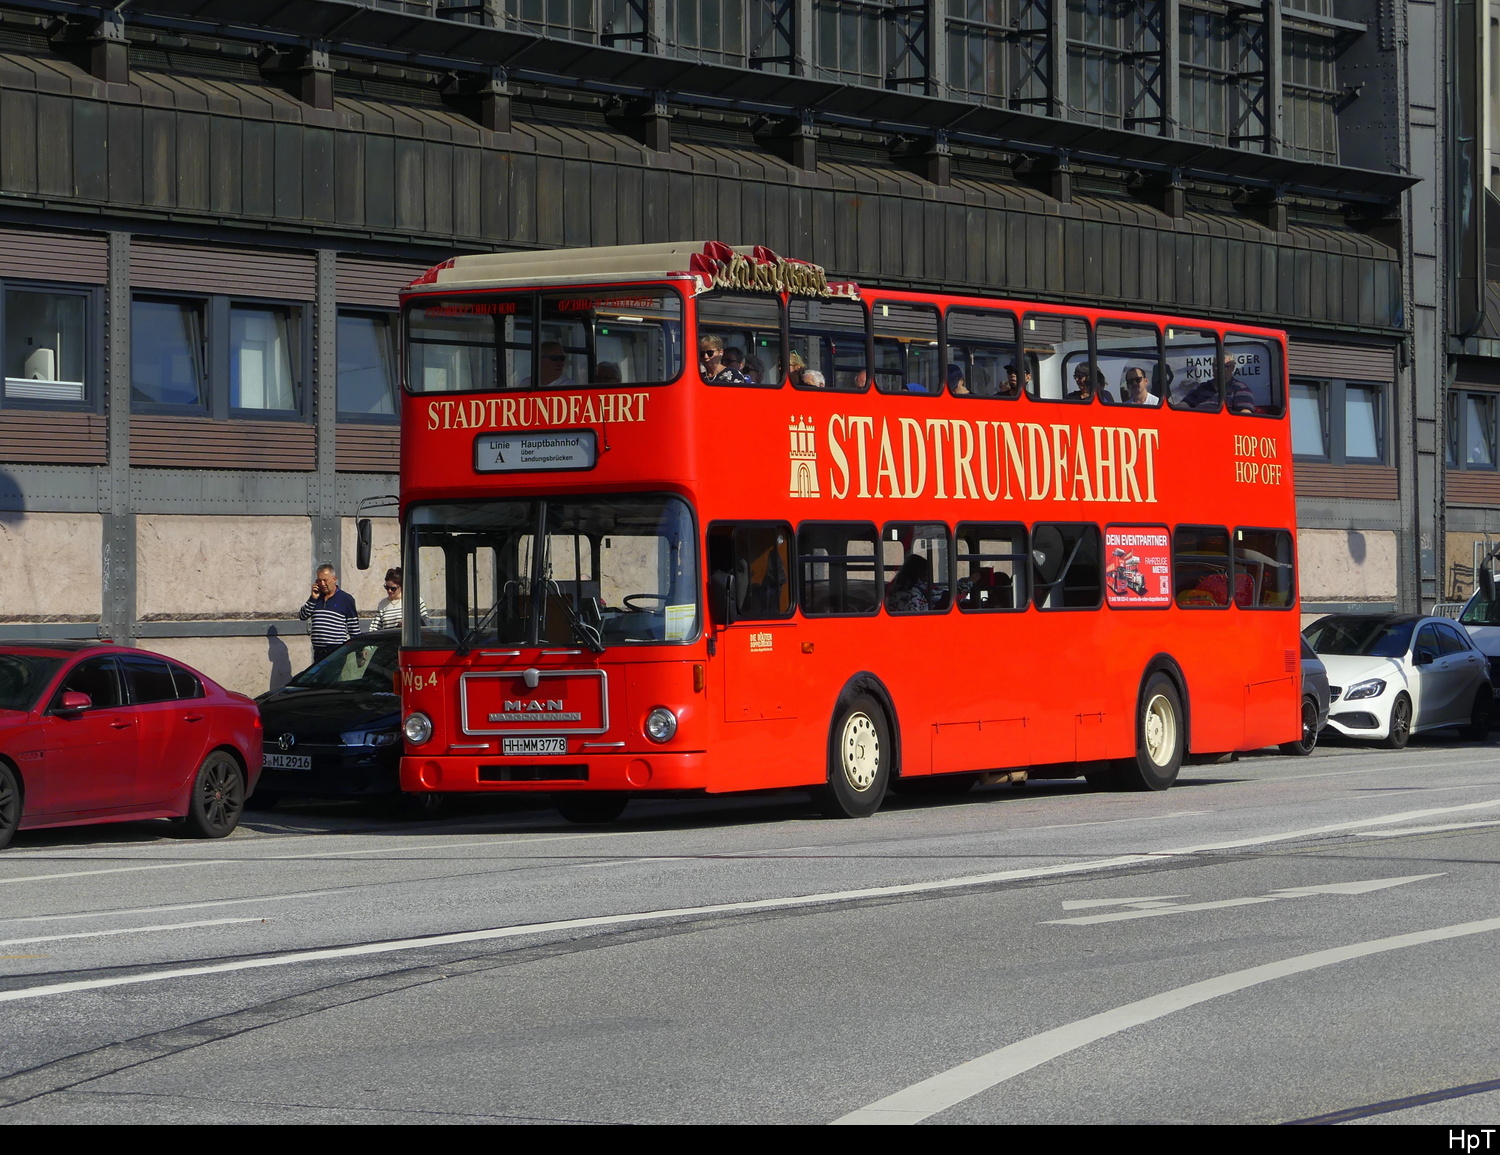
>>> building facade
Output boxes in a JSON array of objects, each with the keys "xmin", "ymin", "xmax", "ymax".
[{"xmin": 0, "ymin": 0, "xmax": 1469, "ymax": 694}]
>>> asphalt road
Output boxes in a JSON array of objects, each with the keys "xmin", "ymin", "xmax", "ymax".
[{"xmin": 2, "ymin": 735, "xmax": 1499, "ymax": 1125}]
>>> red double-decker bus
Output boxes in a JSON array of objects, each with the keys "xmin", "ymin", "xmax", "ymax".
[{"xmin": 390, "ymin": 241, "xmax": 1301, "ymax": 822}]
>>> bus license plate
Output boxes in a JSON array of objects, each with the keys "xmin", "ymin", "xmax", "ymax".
[
  {"xmin": 503, "ymin": 737, "xmax": 567, "ymax": 756},
  {"xmin": 264, "ymin": 752, "xmax": 312, "ymax": 771}
]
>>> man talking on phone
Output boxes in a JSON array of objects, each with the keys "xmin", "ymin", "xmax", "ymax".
[{"xmin": 299, "ymin": 564, "xmax": 360, "ymax": 665}]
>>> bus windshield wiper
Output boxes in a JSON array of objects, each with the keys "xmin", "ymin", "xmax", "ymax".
[
  {"xmin": 547, "ymin": 580, "xmax": 606, "ymax": 654},
  {"xmin": 456, "ymin": 598, "xmax": 505, "ymax": 656}
]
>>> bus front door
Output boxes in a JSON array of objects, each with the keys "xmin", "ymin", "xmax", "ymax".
[{"xmin": 722, "ymin": 621, "xmax": 800, "ymax": 722}]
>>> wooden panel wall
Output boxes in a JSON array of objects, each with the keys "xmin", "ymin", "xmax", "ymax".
[
  {"xmin": 129, "ymin": 416, "xmax": 315, "ymax": 470},
  {"xmin": 1447, "ymin": 472, "xmax": 1500, "ymax": 506},
  {"xmin": 131, "ymin": 240, "xmax": 317, "ymax": 300},
  {"xmin": 1295, "ymin": 463, "xmax": 1398, "ymax": 500},
  {"xmin": 0, "ymin": 411, "xmax": 106, "ymax": 463},
  {"xmin": 336, "ymin": 257, "xmax": 431, "ymax": 308},
  {"xmin": 0, "ymin": 227, "xmax": 106, "ymax": 283},
  {"xmin": 1288, "ymin": 339, "xmax": 1397, "ymax": 381},
  {"xmin": 0, "ymin": 51, "xmax": 1404, "ymax": 333},
  {"xmin": 335, "ymin": 425, "xmax": 399, "ymax": 473}
]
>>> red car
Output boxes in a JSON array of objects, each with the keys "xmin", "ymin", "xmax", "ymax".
[{"xmin": 0, "ymin": 641, "xmax": 262, "ymax": 849}]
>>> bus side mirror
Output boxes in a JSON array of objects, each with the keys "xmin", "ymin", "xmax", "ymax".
[
  {"xmin": 1483, "ymin": 561, "xmax": 1496, "ymax": 604},
  {"xmin": 356, "ymin": 519, "xmax": 373, "ymax": 571},
  {"xmin": 709, "ymin": 571, "xmax": 737, "ymax": 627}
]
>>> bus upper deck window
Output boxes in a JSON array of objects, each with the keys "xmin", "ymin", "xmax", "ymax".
[
  {"xmin": 1020, "ymin": 313, "xmax": 1090, "ymax": 403},
  {"xmin": 1223, "ymin": 335, "xmax": 1284, "ymax": 417},
  {"xmin": 945, "ymin": 308, "xmax": 1020, "ymax": 400},
  {"xmin": 698, "ymin": 291, "xmax": 784, "ymax": 387},
  {"xmin": 1094, "ymin": 320, "xmax": 1162, "ymax": 408},
  {"xmin": 789, "ymin": 298, "xmax": 870, "ymax": 392},
  {"xmin": 1164, "ymin": 326, "xmax": 1222, "ymax": 411},
  {"xmin": 872, "ymin": 302, "xmax": 940, "ymax": 396},
  {"xmin": 540, "ymin": 290, "xmax": 683, "ymax": 388},
  {"xmin": 406, "ymin": 296, "xmax": 530, "ymax": 393}
]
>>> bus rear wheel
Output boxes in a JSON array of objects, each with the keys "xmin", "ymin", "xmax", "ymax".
[
  {"xmin": 814, "ymin": 693, "xmax": 891, "ymax": 819},
  {"xmin": 1115, "ymin": 672, "xmax": 1184, "ymax": 791}
]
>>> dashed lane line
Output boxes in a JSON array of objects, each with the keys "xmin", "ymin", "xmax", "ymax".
[{"xmin": 0, "ymin": 918, "xmax": 266, "ymax": 949}]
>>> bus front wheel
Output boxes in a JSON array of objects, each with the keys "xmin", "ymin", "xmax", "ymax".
[
  {"xmin": 1116, "ymin": 672, "xmax": 1185, "ymax": 791},
  {"xmin": 814, "ymin": 693, "xmax": 891, "ymax": 819}
]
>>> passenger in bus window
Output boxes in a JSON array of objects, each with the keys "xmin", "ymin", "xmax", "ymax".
[
  {"xmin": 743, "ymin": 354, "xmax": 765, "ymax": 384},
  {"xmin": 788, "ymin": 351, "xmax": 806, "ymax": 388},
  {"xmin": 1066, "ymin": 365, "xmax": 1103, "ymax": 402},
  {"xmin": 594, "ymin": 361, "xmax": 622, "ymax": 385},
  {"xmin": 699, "ymin": 335, "xmax": 747, "ymax": 384},
  {"xmin": 1176, "ymin": 374, "xmax": 1220, "ymax": 410},
  {"xmin": 1005, "ymin": 362, "xmax": 1032, "ymax": 395},
  {"xmin": 886, "ymin": 554, "xmax": 933, "ymax": 613},
  {"xmin": 1221, "ymin": 354, "xmax": 1259, "ymax": 414},
  {"xmin": 947, "ymin": 364, "xmax": 970, "ymax": 395},
  {"xmin": 801, "ymin": 369, "xmax": 826, "ymax": 389},
  {"xmin": 1123, "ymin": 368, "xmax": 1161, "ymax": 407},
  {"xmin": 523, "ymin": 340, "xmax": 576, "ymax": 389},
  {"xmin": 722, "ymin": 346, "xmax": 747, "ymax": 376}
]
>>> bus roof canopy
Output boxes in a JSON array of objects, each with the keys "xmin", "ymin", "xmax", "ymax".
[{"xmin": 406, "ymin": 241, "xmax": 751, "ymax": 294}]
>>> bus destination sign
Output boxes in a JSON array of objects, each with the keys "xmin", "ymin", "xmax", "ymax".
[{"xmin": 474, "ymin": 430, "xmax": 597, "ymax": 473}]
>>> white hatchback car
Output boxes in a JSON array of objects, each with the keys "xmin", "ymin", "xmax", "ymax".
[{"xmin": 1303, "ymin": 614, "xmax": 1493, "ymax": 749}]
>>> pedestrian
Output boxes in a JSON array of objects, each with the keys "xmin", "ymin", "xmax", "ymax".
[
  {"xmin": 299, "ymin": 564, "xmax": 359, "ymax": 664},
  {"xmin": 371, "ymin": 566, "xmax": 427, "ymax": 631}
]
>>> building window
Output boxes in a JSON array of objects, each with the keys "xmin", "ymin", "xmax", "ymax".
[
  {"xmin": 1290, "ymin": 381, "xmax": 1327, "ymax": 458},
  {"xmin": 2, "ymin": 285, "xmax": 93, "ymax": 406},
  {"xmin": 230, "ymin": 305, "xmax": 298, "ymax": 413},
  {"xmin": 1291, "ymin": 378, "xmax": 1385, "ymax": 464},
  {"xmin": 132, "ymin": 297, "xmax": 207, "ymax": 409},
  {"xmin": 132, "ymin": 294, "xmax": 306, "ymax": 419},
  {"xmin": 1449, "ymin": 390, "xmax": 1499, "ymax": 471},
  {"xmin": 337, "ymin": 311, "xmax": 398, "ymax": 420},
  {"xmin": 946, "ymin": 0, "xmax": 1050, "ymax": 114},
  {"xmin": 1281, "ymin": 28, "xmax": 1340, "ymax": 163}
]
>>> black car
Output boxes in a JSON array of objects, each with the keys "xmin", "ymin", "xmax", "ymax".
[{"xmin": 252, "ymin": 631, "xmax": 435, "ymax": 813}]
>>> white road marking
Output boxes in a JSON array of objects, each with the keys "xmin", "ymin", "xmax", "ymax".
[
  {"xmin": 831, "ymin": 913, "xmax": 1500, "ymax": 1124},
  {"xmin": 1356, "ymin": 820, "xmax": 1500, "ymax": 838},
  {"xmin": 1059, "ymin": 896, "xmax": 1187, "ymax": 910},
  {"xmin": 0, "ymin": 890, "xmax": 341, "ymax": 925},
  {"xmin": 1036, "ymin": 811, "xmax": 1204, "ymax": 831},
  {"xmin": 0, "ymin": 918, "xmax": 265, "ymax": 949},
  {"xmin": 1046, "ymin": 874, "xmax": 1442, "ymax": 925},
  {"xmin": 0, "ymin": 861, "xmax": 231, "ymax": 886},
  {"xmin": 0, "ymin": 799, "xmax": 1492, "ymax": 1005},
  {"xmin": 0, "ymin": 830, "xmax": 653, "ymax": 888}
]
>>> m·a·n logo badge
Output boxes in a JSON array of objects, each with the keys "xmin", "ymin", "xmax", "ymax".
[{"xmin": 789, "ymin": 416, "xmax": 820, "ymax": 498}]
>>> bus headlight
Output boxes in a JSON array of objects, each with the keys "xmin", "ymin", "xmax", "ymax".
[
  {"xmin": 644, "ymin": 707, "xmax": 678, "ymax": 743},
  {"xmin": 403, "ymin": 712, "xmax": 433, "ymax": 745},
  {"xmin": 1344, "ymin": 678, "xmax": 1386, "ymax": 701}
]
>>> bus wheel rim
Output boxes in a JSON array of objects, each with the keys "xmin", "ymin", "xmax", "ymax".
[
  {"xmin": 841, "ymin": 713, "xmax": 880, "ymax": 792},
  {"xmin": 1144, "ymin": 694, "xmax": 1176, "ymax": 766}
]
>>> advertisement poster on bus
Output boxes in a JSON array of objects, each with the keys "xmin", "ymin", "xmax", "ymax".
[{"xmin": 1104, "ymin": 527, "xmax": 1171, "ymax": 608}]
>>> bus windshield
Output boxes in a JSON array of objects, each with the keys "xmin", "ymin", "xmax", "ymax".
[
  {"xmin": 406, "ymin": 494, "xmax": 699, "ymax": 649},
  {"xmin": 1460, "ymin": 592, "xmax": 1500, "ymax": 626}
]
